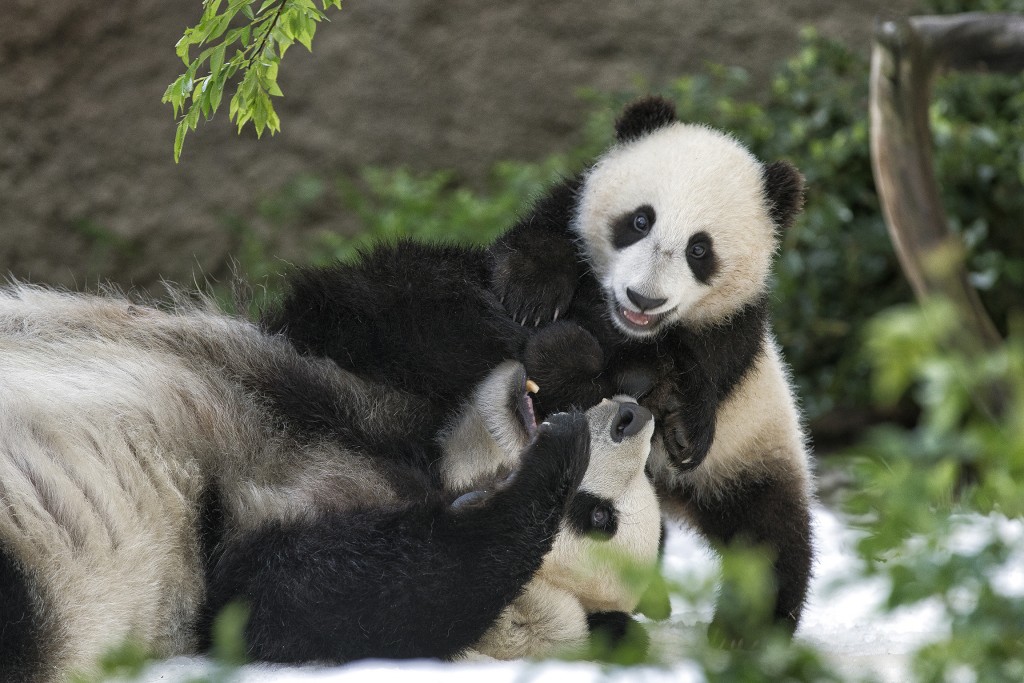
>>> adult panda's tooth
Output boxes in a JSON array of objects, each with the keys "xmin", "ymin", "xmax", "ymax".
[{"xmin": 526, "ymin": 379, "xmax": 540, "ymax": 395}]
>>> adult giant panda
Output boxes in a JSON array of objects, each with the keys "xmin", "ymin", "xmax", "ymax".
[
  {"xmin": 491, "ymin": 96, "xmax": 814, "ymax": 633},
  {"xmin": 0, "ymin": 285, "xmax": 596, "ymax": 681}
]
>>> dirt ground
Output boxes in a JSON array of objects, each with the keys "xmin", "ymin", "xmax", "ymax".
[{"xmin": 1, "ymin": 0, "xmax": 919, "ymax": 289}]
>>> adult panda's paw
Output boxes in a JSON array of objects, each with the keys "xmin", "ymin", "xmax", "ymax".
[
  {"xmin": 490, "ymin": 239, "xmax": 579, "ymax": 326},
  {"xmin": 521, "ymin": 411, "xmax": 590, "ymax": 503},
  {"xmin": 524, "ymin": 321, "xmax": 607, "ymax": 416}
]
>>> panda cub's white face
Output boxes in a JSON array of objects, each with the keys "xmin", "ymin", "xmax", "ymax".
[
  {"xmin": 541, "ymin": 396, "xmax": 661, "ymax": 614},
  {"xmin": 572, "ymin": 122, "xmax": 780, "ymax": 336}
]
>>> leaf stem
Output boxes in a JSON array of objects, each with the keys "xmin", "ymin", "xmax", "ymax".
[{"xmin": 248, "ymin": 0, "xmax": 289, "ymax": 67}]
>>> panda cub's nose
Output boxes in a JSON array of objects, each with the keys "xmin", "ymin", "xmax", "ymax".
[
  {"xmin": 626, "ymin": 288, "xmax": 667, "ymax": 311},
  {"xmin": 611, "ymin": 401, "xmax": 653, "ymax": 442}
]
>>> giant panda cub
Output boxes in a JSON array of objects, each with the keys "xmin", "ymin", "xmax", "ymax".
[
  {"xmin": 491, "ymin": 96, "xmax": 814, "ymax": 632},
  {"xmin": 0, "ymin": 285, "xmax": 594, "ymax": 681},
  {"xmin": 445, "ymin": 389, "xmax": 661, "ymax": 660}
]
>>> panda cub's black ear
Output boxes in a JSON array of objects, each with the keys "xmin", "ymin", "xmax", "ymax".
[
  {"xmin": 762, "ymin": 160, "xmax": 805, "ymax": 231},
  {"xmin": 614, "ymin": 96, "xmax": 678, "ymax": 143}
]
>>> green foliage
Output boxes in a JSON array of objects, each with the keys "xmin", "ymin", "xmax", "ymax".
[
  {"xmin": 843, "ymin": 301, "xmax": 1024, "ymax": 682},
  {"xmin": 163, "ymin": 0, "xmax": 343, "ymax": 162},
  {"xmin": 314, "ymin": 157, "xmax": 574, "ymax": 263},
  {"xmin": 70, "ymin": 639, "xmax": 152, "ymax": 683}
]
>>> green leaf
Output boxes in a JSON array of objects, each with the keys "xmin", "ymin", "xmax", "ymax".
[
  {"xmin": 166, "ymin": 0, "xmax": 341, "ymax": 158},
  {"xmin": 173, "ymin": 120, "xmax": 187, "ymax": 162},
  {"xmin": 210, "ymin": 43, "xmax": 227, "ymax": 78}
]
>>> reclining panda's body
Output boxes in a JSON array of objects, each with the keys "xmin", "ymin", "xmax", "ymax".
[{"xmin": 0, "ymin": 285, "xmax": 627, "ymax": 680}]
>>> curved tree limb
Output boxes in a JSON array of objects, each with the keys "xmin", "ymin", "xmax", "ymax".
[{"xmin": 869, "ymin": 12, "xmax": 1024, "ymax": 417}]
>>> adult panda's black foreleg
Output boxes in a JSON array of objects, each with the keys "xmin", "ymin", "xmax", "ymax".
[
  {"xmin": 680, "ymin": 470, "xmax": 812, "ymax": 636},
  {"xmin": 202, "ymin": 412, "xmax": 590, "ymax": 663}
]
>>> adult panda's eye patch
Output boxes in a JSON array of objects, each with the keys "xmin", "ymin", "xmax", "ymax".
[{"xmin": 611, "ymin": 205, "xmax": 656, "ymax": 250}]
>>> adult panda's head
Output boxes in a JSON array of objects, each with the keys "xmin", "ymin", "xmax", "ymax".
[{"xmin": 572, "ymin": 96, "xmax": 805, "ymax": 336}]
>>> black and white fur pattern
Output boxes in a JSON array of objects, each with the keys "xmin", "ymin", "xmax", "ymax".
[
  {"xmin": 0, "ymin": 285, "xmax": 596, "ymax": 681},
  {"xmin": 491, "ymin": 97, "xmax": 814, "ymax": 632},
  {"xmin": 463, "ymin": 397, "xmax": 660, "ymax": 659}
]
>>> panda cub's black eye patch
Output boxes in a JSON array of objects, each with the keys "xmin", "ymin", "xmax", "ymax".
[
  {"xmin": 686, "ymin": 231, "xmax": 718, "ymax": 284},
  {"xmin": 612, "ymin": 205, "xmax": 656, "ymax": 250},
  {"xmin": 567, "ymin": 490, "xmax": 619, "ymax": 539}
]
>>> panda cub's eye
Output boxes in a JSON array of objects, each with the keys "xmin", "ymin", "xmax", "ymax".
[{"xmin": 689, "ymin": 241, "xmax": 708, "ymax": 259}]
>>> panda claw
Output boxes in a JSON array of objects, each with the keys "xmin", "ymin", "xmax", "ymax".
[
  {"xmin": 534, "ymin": 317, "xmax": 540, "ymax": 327},
  {"xmin": 552, "ymin": 308, "xmax": 560, "ymax": 322}
]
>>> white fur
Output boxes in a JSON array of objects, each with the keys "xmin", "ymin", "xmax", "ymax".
[{"xmin": 0, "ymin": 286, "xmax": 412, "ymax": 678}]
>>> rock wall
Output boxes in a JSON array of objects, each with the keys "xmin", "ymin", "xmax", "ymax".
[{"xmin": 0, "ymin": 0, "xmax": 918, "ymax": 288}]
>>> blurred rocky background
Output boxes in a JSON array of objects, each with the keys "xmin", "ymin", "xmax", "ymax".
[{"xmin": 2, "ymin": 0, "xmax": 915, "ymax": 289}]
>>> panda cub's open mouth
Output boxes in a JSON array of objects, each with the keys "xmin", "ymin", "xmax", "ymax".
[{"xmin": 614, "ymin": 304, "xmax": 668, "ymax": 333}]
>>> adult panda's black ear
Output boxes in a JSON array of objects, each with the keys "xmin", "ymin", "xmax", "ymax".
[
  {"xmin": 762, "ymin": 160, "xmax": 805, "ymax": 231},
  {"xmin": 614, "ymin": 96, "xmax": 677, "ymax": 143}
]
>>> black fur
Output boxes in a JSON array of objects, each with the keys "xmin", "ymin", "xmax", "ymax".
[
  {"xmin": 763, "ymin": 161, "xmax": 805, "ymax": 230},
  {"xmin": 614, "ymin": 96, "xmax": 678, "ymax": 143},
  {"xmin": 612, "ymin": 205, "xmax": 656, "ymax": 250},
  {"xmin": 565, "ymin": 490, "xmax": 618, "ymax": 539},
  {"xmin": 685, "ymin": 232, "xmax": 718, "ymax": 284},
  {"xmin": 490, "ymin": 177, "xmax": 583, "ymax": 325},
  {"xmin": 0, "ymin": 542, "xmax": 48, "ymax": 682},
  {"xmin": 201, "ymin": 411, "xmax": 590, "ymax": 662},
  {"xmin": 587, "ymin": 610, "xmax": 650, "ymax": 657},
  {"xmin": 679, "ymin": 471, "xmax": 813, "ymax": 633},
  {"xmin": 265, "ymin": 240, "xmax": 528, "ymax": 412}
]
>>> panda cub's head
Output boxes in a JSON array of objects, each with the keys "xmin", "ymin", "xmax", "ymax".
[
  {"xmin": 540, "ymin": 396, "xmax": 661, "ymax": 614},
  {"xmin": 572, "ymin": 96, "xmax": 804, "ymax": 336},
  {"xmin": 441, "ymin": 364, "xmax": 661, "ymax": 614}
]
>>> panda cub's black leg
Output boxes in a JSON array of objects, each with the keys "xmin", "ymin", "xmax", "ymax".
[
  {"xmin": 203, "ymin": 412, "xmax": 591, "ymax": 663},
  {"xmin": 683, "ymin": 471, "xmax": 812, "ymax": 637}
]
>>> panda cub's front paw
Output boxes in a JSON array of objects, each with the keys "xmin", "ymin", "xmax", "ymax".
[
  {"xmin": 491, "ymin": 246, "xmax": 578, "ymax": 326},
  {"xmin": 524, "ymin": 321, "xmax": 607, "ymax": 416},
  {"xmin": 662, "ymin": 411, "xmax": 714, "ymax": 472}
]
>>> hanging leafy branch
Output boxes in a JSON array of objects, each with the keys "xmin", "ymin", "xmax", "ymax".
[{"xmin": 163, "ymin": 0, "xmax": 343, "ymax": 162}]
